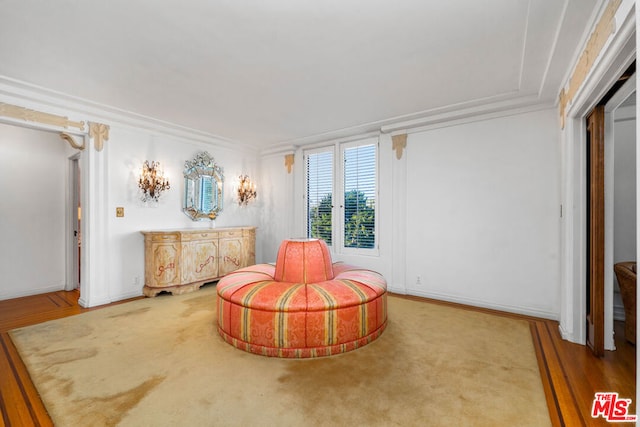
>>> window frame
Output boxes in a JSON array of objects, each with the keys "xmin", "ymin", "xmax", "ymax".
[{"xmin": 303, "ymin": 136, "xmax": 379, "ymax": 256}]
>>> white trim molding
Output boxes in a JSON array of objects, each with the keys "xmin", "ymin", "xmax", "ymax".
[{"xmin": 559, "ymin": 0, "xmax": 635, "ymax": 345}]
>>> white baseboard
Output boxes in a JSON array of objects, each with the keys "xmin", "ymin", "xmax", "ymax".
[
  {"xmin": 403, "ymin": 287, "xmax": 559, "ymax": 320},
  {"xmin": 387, "ymin": 284, "xmax": 407, "ymax": 295},
  {"xmin": 113, "ymin": 289, "xmax": 145, "ymax": 301},
  {"xmin": 0, "ymin": 285, "xmax": 65, "ymax": 301},
  {"xmin": 78, "ymin": 294, "xmax": 112, "ymax": 308},
  {"xmin": 558, "ymin": 324, "xmax": 575, "ymax": 343},
  {"xmin": 78, "ymin": 289, "xmax": 144, "ymax": 308}
]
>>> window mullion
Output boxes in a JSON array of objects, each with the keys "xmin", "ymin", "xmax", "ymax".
[{"xmin": 336, "ymin": 143, "xmax": 345, "ymax": 253}]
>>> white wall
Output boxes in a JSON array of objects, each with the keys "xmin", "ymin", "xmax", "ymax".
[
  {"xmin": 613, "ymin": 104, "xmax": 636, "ymax": 319},
  {"xmin": 0, "ymin": 113, "xmax": 261, "ymax": 303},
  {"xmin": 0, "ymin": 123, "xmax": 77, "ymax": 299},
  {"xmin": 105, "ymin": 125, "xmax": 262, "ymax": 301},
  {"xmin": 257, "ymin": 152, "xmax": 295, "ymax": 263},
  {"xmin": 404, "ymin": 108, "xmax": 561, "ymax": 318},
  {"xmin": 262, "ymin": 108, "xmax": 562, "ymax": 318},
  {"xmin": 614, "ymin": 105, "xmax": 637, "ymax": 264},
  {"xmin": 0, "ymin": 102, "xmax": 563, "ymax": 317}
]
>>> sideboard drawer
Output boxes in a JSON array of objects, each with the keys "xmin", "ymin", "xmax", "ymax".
[
  {"xmin": 182, "ymin": 231, "xmax": 218, "ymax": 241},
  {"xmin": 149, "ymin": 232, "xmax": 180, "ymax": 242},
  {"xmin": 219, "ymin": 230, "xmax": 242, "ymax": 239}
]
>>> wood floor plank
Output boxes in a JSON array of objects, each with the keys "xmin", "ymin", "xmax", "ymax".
[
  {"xmin": 0, "ymin": 332, "xmax": 52, "ymax": 426},
  {"xmin": 530, "ymin": 321, "xmax": 564, "ymax": 426},
  {"xmin": 546, "ymin": 320, "xmax": 636, "ymax": 426},
  {"xmin": 539, "ymin": 321, "xmax": 585, "ymax": 425}
]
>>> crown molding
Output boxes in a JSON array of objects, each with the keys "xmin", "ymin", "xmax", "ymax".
[
  {"xmin": 0, "ymin": 75, "xmax": 258, "ymax": 152},
  {"xmin": 266, "ymin": 91, "xmax": 549, "ymax": 150},
  {"xmin": 381, "ymin": 96, "xmax": 554, "ymax": 135},
  {"xmin": 260, "ymin": 144, "xmax": 297, "ymax": 156},
  {"xmin": 0, "ymin": 75, "xmax": 557, "ymax": 154}
]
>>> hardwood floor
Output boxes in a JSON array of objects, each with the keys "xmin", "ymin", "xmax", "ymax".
[
  {"xmin": 0, "ymin": 291, "xmax": 142, "ymax": 427},
  {"xmin": 0, "ymin": 291, "xmax": 635, "ymax": 426},
  {"xmin": 532, "ymin": 319, "xmax": 635, "ymax": 426}
]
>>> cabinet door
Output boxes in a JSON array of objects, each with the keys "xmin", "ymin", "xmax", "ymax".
[
  {"xmin": 188, "ymin": 239, "xmax": 219, "ymax": 282},
  {"xmin": 150, "ymin": 243, "xmax": 180, "ymax": 286},
  {"xmin": 242, "ymin": 228, "xmax": 256, "ymax": 267},
  {"xmin": 219, "ymin": 236, "xmax": 243, "ymax": 276}
]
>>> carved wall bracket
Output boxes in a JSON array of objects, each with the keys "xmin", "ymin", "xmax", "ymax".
[
  {"xmin": 391, "ymin": 134, "xmax": 407, "ymax": 160},
  {"xmin": 89, "ymin": 122, "xmax": 110, "ymax": 151},
  {"xmin": 60, "ymin": 132, "xmax": 85, "ymax": 150},
  {"xmin": 284, "ymin": 154, "xmax": 294, "ymax": 174},
  {"xmin": 0, "ymin": 102, "xmax": 85, "ymax": 131}
]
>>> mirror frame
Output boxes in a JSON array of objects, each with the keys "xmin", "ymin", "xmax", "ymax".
[{"xmin": 183, "ymin": 151, "xmax": 224, "ymax": 221}]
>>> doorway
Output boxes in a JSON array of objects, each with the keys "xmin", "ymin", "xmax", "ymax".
[
  {"xmin": 68, "ymin": 153, "xmax": 82, "ymax": 291},
  {"xmin": 585, "ymin": 64, "xmax": 636, "ymax": 357},
  {"xmin": 0, "ymin": 122, "xmax": 83, "ymax": 298}
]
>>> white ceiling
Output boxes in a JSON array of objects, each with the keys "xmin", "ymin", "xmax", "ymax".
[{"xmin": 0, "ymin": 0, "xmax": 600, "ymax": 150}]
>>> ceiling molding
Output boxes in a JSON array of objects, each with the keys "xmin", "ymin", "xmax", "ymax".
[
  {"xmin": 0, "ymin": 75, "xmax": 257, "ymax": 152},
  {"xmin": 260, "ymin": 144, "xmax": 297, "ymax": 157},
  {"xmin": 259, "ymin": 94, "xmax": 555, "ymax": 152},
  {"xmin": 380, "ymin": 95, "xmax": 551, "ymax": 134},
  {"xmin": 267, "ymin": 91, "xmax": 547, "ymax": 150}
]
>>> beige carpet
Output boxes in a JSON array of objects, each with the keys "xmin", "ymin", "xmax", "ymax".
[{"xmin": 10, "ymin": 285, "xmax": 551, "ymax": 426}]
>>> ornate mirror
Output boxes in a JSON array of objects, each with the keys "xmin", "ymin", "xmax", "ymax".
[{"xmin": 183, "ymin": 151, "xmax": 224, "ymax": 221}]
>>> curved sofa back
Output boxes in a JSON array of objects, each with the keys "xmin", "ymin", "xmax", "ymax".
[{"xmin": 274, "ymin": 238, "xmax": 334, "ymax": 284}]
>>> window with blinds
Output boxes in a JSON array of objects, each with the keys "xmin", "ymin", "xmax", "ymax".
[
  {"xmin": 306, "ymin": 148, "xmax": 334, "ymax": 245},
  {"xmin": 304, "ymin": 138, "xmax": 378, "ymax": 253},
  {"xmin": 343, "ymin": 142, "xmax": 376, "ymax": 249}
]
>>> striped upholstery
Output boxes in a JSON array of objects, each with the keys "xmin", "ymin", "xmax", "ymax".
[
  {"xmin": 273, "ymin": 238, "xmax": 334, "ymax": 283},
  {"xmin": 216, "ymin": 239, "xmax": 387, "ymax": 358}
]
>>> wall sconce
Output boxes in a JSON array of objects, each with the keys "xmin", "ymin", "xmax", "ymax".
[
  {"xmin": 138, "ymin": 160, "xmax": 170, "ymax": 202},
  {"xmin": 237, "ymin": 175, "xmax": 257, "ymax": 206}
]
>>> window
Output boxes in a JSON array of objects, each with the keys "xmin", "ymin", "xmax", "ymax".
[
  {"xmin": 306, "ymin": 147, "xmax": 334, "ymax": 245},
  {"xmin": 342, "ymin": 142, "xmax": 376, "ymax": 249},
  {"xmin": 305, "ymin": 138, "xmax": 378, "ymax": 253}
]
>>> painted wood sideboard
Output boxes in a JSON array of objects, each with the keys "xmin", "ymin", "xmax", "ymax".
[{"xmin": 141, "ymin": 226, "xmax": 256, "ymax": 297}]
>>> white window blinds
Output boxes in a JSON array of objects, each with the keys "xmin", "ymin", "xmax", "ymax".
[
  {"xmin": 306, "ymin": 149, "xmax": 334, "ymax": 245},
  {"xmin": 343, "ymin": 143, "xmax": 376, "ymax": 249}
]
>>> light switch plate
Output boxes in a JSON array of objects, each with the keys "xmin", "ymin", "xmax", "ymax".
[{"xmin": 116, "ymin": 207, "xmax": 124, "ymax": 217}]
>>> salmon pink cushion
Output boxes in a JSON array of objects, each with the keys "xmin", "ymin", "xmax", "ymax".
[{"xmin": 274, "ymin": 238, "xmax": 334, "ymax": 284}]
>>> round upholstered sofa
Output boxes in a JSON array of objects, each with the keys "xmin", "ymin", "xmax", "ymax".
[{"xmin": 216, "ymin": 238, "xmax": 387, "ymax": 358}]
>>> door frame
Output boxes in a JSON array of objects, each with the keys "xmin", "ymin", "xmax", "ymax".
[
  {"xmin": 586, "ymin": 105, "xmax": 606, "ymax": 355},
  {"xmin": 559, "ymin": 10, "xmax": 635, "ymax": 346}
]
